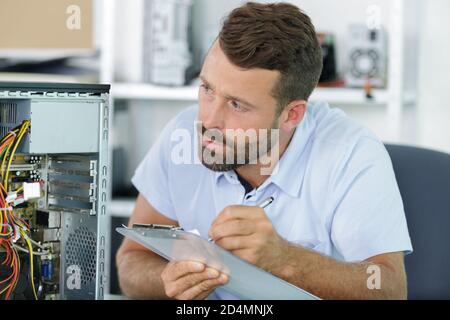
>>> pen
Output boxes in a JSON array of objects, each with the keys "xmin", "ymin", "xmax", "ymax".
[
  {"xmin": 257, "ymin": 196, "xmax": 274, "ymax": 209},
  {"xmin": 208, "ymin": 196, "xmax": 275, "ymax": 242}
]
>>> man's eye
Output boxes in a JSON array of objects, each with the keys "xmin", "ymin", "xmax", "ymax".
[
  {"xmin": 230, "ymin": 100, "xmax": 244, "ymax": 111},
  {"xmin": 201, "ymin": 84, "xmax": 211, "ymax": 94}
]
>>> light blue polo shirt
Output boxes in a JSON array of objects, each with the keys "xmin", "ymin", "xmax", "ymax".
[{"xmin": 131, "ymin": 101, "xmax": 413, "ymax": 300}]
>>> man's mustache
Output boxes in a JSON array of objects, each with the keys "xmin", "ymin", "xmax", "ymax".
[{"xmin": 201, "ymin": 125, "xmax": 228, "ymax": 146}]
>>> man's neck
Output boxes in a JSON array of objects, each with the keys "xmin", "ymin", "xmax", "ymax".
[{"xmin": 235, "ymin": 130, "xmax": 295, "ymax": 189}]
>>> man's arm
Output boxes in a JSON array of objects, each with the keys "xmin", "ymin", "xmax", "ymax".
[
  {"xmin": 116, "ymin": 194, "xmax": 177, "ymax": 299},
  {"xmin": 209, "ymin": 205, "xmax": 407, "ymax": 300},
  {"xmin": 116, "ymin": 194, "xmax": 229, "ymax": 299},
  {"xmin": 275, "ymin": 245, "xmax": 407, "ymax": 299}
]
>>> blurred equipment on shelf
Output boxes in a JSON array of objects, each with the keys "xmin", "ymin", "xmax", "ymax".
[
  {"xmin": 317, "ymin": 32, "xmax": 338, "ymax": 83},
  {"xmin": 345, "ymin": 24, "xmax": 387, "ymax": 88},
  {"xmin": 142, "ymin": 0, "xmax": 193, "ymax": 86}
]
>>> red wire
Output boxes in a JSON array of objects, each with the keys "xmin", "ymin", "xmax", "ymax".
[
  {"xmin": 4, "ymin": 246, "xmax": 19, "ymax": 299},
  {"xmin": 1, "ymin": 242, "xmax": 11, "ymax": 265},
  {"xmin": 0, "ymin": 242, "xmax": 16, "ymax": 299},
  {"xmin": 1, "ymin": 122, "xmax": 33, "ymax": 299}
]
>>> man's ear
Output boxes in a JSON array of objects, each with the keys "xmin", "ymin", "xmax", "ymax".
[{"xmin": 279, "ymin": 100, "xmax": 307, "ymax": 131}]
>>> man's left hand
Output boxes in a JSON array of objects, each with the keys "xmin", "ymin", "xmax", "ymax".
[{"xmin": 208, "ymin": 205, "xmax": 288, "ymax": 273}]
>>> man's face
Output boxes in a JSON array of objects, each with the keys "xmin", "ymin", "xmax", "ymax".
[{"xmin": 197, "ymin": 41, "xmax": 281, "ymax": 172}]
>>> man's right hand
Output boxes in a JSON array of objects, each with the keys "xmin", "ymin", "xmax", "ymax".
[{"xmin": 161, "ymin": 261, "xmax": 229, "ymax": 300}]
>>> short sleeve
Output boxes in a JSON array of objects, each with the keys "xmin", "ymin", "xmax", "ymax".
[
  {"xmin": 331, "ymin": 137, "xmax": 413, "ymax": 262},
  {"xmin": 131, "ymin": 118, "xmax": 178, "ymax": 221}
]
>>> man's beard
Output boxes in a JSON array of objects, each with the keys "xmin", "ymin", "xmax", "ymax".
[{"xmin": 197, "ymin": 122, "xmax": 279, "ymax": 172}]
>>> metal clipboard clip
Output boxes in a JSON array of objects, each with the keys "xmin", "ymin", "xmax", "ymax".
[{"xmin": 122, "ymin": 223, "xmax": 184, "ymax": 232}]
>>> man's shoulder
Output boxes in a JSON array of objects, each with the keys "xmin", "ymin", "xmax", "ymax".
[
  {"xmin": 309, "ymin": 101, "xmax": 381, "ymax": 151},
  {"xmin": 161, "ymin": 104, "xmax": 208, "ymax": 174},
  {"xmin": 168, "ymin": 105, "xmax": 198, "ymax": 132},
  {"xmin": 307, "ymin": 101, "xmax": 389, "ymax": 181},
  {"xmin": 155, "ymin": 104, "xmax": 199, "ymax": 149}
]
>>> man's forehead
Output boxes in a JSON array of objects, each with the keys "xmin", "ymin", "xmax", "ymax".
[{"xmin": 201, "ymin": 43, "xmax": 279, "ymax": 103}]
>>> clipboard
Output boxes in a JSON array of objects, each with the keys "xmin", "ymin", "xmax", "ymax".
[{"xmin": 116, "ymin": 224, "xmax": 320, "ymax": 300}]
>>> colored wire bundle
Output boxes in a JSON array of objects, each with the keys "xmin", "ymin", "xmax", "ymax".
[{"xmin": 0, "ymin": 120, "xmax": 38, "ymax": 300}]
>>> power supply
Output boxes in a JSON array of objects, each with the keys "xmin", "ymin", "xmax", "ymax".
[
  {"xmin": 0, "ymin": 82, "xmax": 110, "ymax": 300},
  {"xmin": 345, "ymin": 24, "xmax": 387, "ymax": 88}
]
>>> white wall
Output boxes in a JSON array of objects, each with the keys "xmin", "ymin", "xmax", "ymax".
[
  {"xmin": 113, "ymin": 0, "xmax": 144, "ymax": 82},
  {"xmin": 416, "ymin": 0, "xmax": 450, "ymax": 153}
]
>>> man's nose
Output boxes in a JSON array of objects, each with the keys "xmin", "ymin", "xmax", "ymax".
[{"xmin": 203, "ymin": 99, "xmax": 226, "ymax": 130}]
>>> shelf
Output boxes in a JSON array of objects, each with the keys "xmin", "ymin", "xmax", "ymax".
[
  {"xmin": 109, "ymin": 198, "xmax": 136, "ymax": 218},
  {"xmin": 311, "ymin": 87, "xmax": 388, "ymax": 105},
  {"xmin": 111, "ymin": 83, "xmax": 199, "ymax": 101},
  {"xmin": 0, "ymin": 48, "xmax": 97, "ymax": 61},
  {"xmin": 111, "ymin": 82, "xmax": 388, "ymax": 105},
  {"xmin": 0, "ymin": 72, "xmax": 98, "ymax": 84}
]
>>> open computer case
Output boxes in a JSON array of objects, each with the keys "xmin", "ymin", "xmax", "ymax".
[{"xmin": 0, "ymin": 82, "xmax": 110, "ymax": 300}]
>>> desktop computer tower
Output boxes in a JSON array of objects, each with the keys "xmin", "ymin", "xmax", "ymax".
[{"xmin": 0, "ymin": 82, "xmax": 110, "ymax": 300}]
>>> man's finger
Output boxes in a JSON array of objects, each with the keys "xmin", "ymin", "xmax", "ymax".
[
  {"xmin": 211, "ymin": 205, "xmax": 264, "ymax": 227},
  {"xmin": 177, "ymin": 268, "xmax": 220, "ymax": 293},
  {"xmin": 214, "ymin": 235, "xmax": 255, "ymax": 251},
  {"xmin": 176, "ymin": 274, "xmax": 229, "ymax": 300},
  {"xmin": 166, "ymin": 267, "xmax": 220, "ymax": 298},
  {"xmin": 209, "ymin": 219, "xmax": 254, "ymax": 241},
  {"xmin": 163, "ymin": 261, "xmax": 205, "ymax": 282}
]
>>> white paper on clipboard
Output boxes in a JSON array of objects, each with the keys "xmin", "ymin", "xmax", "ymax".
[{"xmin": 116, "ymin": 225, "xmax": 320, "ymax": 300}]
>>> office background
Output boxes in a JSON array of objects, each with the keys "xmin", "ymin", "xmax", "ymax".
[{"xmin": 1, "ymin": 0, "xmax": 449, "ymax": 298}]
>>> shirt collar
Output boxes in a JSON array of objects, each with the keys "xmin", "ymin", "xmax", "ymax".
[
  {"xmin": 270, "ymin": 108, "xmax": 315, "ymax": 197},
  {"xmin": 214, "ymin": 107, "xmax": 316, "ymax": 198},
  {"xmin": 215, "ymin": 169, "xmax": 240, "ymax": 185}
]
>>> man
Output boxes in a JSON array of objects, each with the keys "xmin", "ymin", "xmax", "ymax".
[{"xmin": 116, "ymin": 2, "xmax": 412, "ymax": 300}]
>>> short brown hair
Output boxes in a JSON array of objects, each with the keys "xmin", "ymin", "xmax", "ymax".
[{"xmin": 219, "ymin": 2, "xmax": 323, "ymax": 115}]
